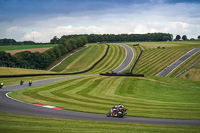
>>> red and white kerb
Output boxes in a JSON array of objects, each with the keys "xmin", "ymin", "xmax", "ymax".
[{"xmin": 34, "ymin": 103, "xmax": 63, "ymax": 110}]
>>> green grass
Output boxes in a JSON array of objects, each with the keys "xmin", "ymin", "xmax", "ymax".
[
  {"xmin": 128, "ymin": 41, "xmax": 200, "ymax": 76},
  {"xmin": 0, "ymin": 44, "xmax": 56, "ymax": 51},
  {"xmin": 87, "ymin": 44, "xmax": 126, "ymax": 74},
  {"xmin": 168, "ymin": 52, "xmax": 200, "ymax": 78},
  {"xmin": 52, "ymin": 43, "xmax": 107, "ymax": 73},
  {"xmin": 1, "ymin": 113, "xmax": 199, "ymax": 133},
  {"xmin": 179, "ymin": 62, "xmax": 200, "ymax": 81},
  {"xmin": 0, "ymin": 67, "xmax": 55, "ymax": 76},
  {"xmin": 126, "ymin": 41, "xmax": 200, "ymax": 50},
  {"xmin": 132, "ymin": 48, "xmax": 190, "ymax": 75},
  {"xmin": 52, "ymin": 43, "xmax": 126, "ymax": 74},
  {"xmin": 9, "ymin": 75, "xmax": 200, "ymax": 120}
]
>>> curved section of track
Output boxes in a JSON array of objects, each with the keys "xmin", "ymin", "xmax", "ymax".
[
  {"xmin": 112, "ymin": 44, "xmax": 134, "ymax": 73},
  {"xmin": 0, "ymin": 76, "xmax": 200, "ymax": 126},
  {"xmin": 156, "ymin": 48, "xmax": 200, "ymax": 77}
]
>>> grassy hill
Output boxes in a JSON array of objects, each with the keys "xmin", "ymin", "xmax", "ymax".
[
  {"xmin": 127, "ymin": 41, "xmax": 200, "ymax": 77},
  {"xmin": 52, "ymin": 43, "xmax": 107, "ymax": 73},
  {"xmin": 52, "ymin": 43, "xmax": 126, "ymax": 74},
  {"xmin": 87, "ymin": 43, "xmax": 126, "ymax": 74}
]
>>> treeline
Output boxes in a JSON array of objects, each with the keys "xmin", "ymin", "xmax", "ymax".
[
  {"xmin": 51, "ymin": 33, "xmax": 173, "ymax": 44},
  {"xmin": 0, "ymin": 39, "xmax": 50, "ymax": 45},
  {"xmin": 0, "ymin": 36, "xmax": 88, "ymax": 70}
]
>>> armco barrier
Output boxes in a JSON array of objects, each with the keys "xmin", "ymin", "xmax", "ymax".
[
  {"xmin": 100, "ymin": 73, "xmax": 144, "ymax": 77},
  {"xmin": 130, "ymin": 46, "xmax": 143, "ymax": 73},
  {"xmin": 0, "ymin": 44, "xmax": 110, "ymax": 78}
]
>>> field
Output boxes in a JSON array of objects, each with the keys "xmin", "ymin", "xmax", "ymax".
[
  {"xmin": 0, "ymin": 44, "xmax": 56, "ymax": 51},
  {"xmin": 1, "ymin": 112, "xmax": 199, "ymax": 133},
  {"xmin": 6, "ymin": 48, "xmax": 52, "ymax": 55},
  {"xmin": 0, "ymin": 44, "xmax": 56, "ymax": 55},
  {"xmin": 9, "ymin": 75, "xmax": 200, "ymax": 120}
]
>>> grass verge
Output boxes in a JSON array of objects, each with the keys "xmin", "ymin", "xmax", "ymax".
[
  {"xmin": 0, "ymin": 112, "xmax": 199, "ymax": 133},
  {"xmin": 0, "ymin": 67, "xmax": 55, "ymax": 76}
]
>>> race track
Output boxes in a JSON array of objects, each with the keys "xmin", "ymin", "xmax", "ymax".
[
  {"xmin": 156, "ymin": 48, "xmax": 200, "ymax": 77},
  {"xmin": 112, "ymin": 44, "xmax": 134, "ymax": 73},
  {"xmin": 0, "ymin": 75, "xmax": 200, "ymax": 126}
]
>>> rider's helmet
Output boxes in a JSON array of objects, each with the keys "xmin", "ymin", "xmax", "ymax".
[{"xmin": 119, "ymin": 103, "xmax": 123, "ymax": 108}]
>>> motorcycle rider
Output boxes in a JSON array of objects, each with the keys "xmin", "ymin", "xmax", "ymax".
[
  {"xmin": 29, "ymin": 81, "xmax": 32, "ymax": 86},
  {"xmin": 0, "ymin": 82, "xmax": 4, "ymax": 88},
  {"xmin": 20, "ymin": 80, "xmax": 24, "ymax": 85},
  {"xmin": 111, "ymin": 103, "xmax": 125, "ymax": 116},
  {"xmin": 118, "ymin": 103, "xmax": 124, "ymax": 109}
]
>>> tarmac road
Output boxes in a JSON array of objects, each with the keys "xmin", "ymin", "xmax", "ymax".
[
  {"xmin": 0, "ymin": 75, "xmax": 200, "ymax": 126},
  {"xmin": 112, "ymin": 44, "xmax": 134, "ymax": 73},
  {"xmin": 156, "ymin": 48, "xmax": 200, "ymax": 77}
]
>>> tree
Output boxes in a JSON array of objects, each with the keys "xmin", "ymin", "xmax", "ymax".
[
  {"xmin": 175, "ymin": 35, "xmax": 181, "ymax": 40},
  {"xmin": 52, "ymin": 46, "xmax": 62, "ymax": 58},
  {"xmin": 59, "ymin": 37, "xmax": 67, "ymax": 45},
  {"xmin": 50, "ymin": 36, "xmax": 59, "ymax": 44},
  {"xmin": 67, "ymin": 38, "xmax": 78, "ymax": 49},
  {"xmin": 79, "ymin": 36, "xmax": 88, "ymax": 45},
  {"xmin": 182, "ymin": 35, "xmax": 187, "ymax": 41},
  {"xmin": 198, "ymin": 35, "xmax": 200, "ymax": 40},
  {"xmin": 0, "ymin": 38, "xmax": 16, "ymax": 45},
  {"xmin": 58, "ymin": 44, "xmax": 68, "ymax": 55},
  {"xmin": 23, "ymin": 41, "xmax": 35, "ymax": 45},
  {"xmin": 0, "ymin": 51, "xmax": 15, "ymax": 67},
  {"xmin": 45, "ymin": 49, "xmax": 56, "ymax": 61}
]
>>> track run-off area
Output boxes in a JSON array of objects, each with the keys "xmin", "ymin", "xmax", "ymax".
[{"xmin": 0, "ymin": 44, "xmax": 200, "ymax": 126}]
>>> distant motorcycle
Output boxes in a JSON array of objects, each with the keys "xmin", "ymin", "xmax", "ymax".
[
  {"xmin": 0, "ymin": 84, "xmax": 3, "ymax": 89},
  {"xmin": 106, "ymin": 107, "xmax": 127, "ymax": 118}
]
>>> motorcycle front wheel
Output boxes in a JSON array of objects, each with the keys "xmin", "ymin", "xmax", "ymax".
[{"xmin": 106, "ymin": 112, "xmax": 111, "ymax": 117}]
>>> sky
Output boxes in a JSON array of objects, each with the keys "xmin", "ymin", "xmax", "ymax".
[{"xmin": 0, "ymin": 0, "xmax": 200, "ymax": 42}]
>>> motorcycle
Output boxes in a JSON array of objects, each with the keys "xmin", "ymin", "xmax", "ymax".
[
  {"xmin": 0, "ymin": 84, "xmax": 3, "ymax": 89},
  {"xmin": 106, "ymin": 107, "xmax": 127, "ymax": 118}
]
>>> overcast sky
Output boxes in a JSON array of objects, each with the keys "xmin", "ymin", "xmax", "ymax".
[{"xmin": 0, "ymin": 0, "xmax": 200, "ymax": 42}]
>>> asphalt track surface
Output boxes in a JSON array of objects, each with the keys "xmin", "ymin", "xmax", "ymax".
[
  {"xmin": 112, "ymin": 44, "xmax": 134, "ymax": 73},
  {"xmin": 156, "ymin": 48, "xmax": 200, "ymax": 77},
  {"xmin": 1, "ymin": 75, "xmax": 200, "ymax": 126}
]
